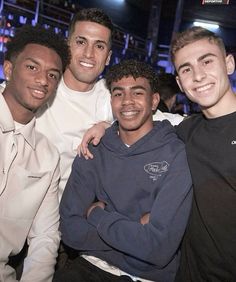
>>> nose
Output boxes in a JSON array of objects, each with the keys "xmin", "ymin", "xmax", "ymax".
[
  {"xmin": 35, "ymin": 71, "xmax": 48, "ymax": 86},
  {"xmin": 193, "ymin": 66, "xmax": 206, "ymax": 82},
  {"xmin": 83, "ymin": 44, "xmax": 94, "ymax": 58},
  {"xmin": 122, "ymin": 92, "xmax": 135, "ymax": 105}
]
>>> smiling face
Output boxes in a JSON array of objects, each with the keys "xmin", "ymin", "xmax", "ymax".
[
  {"xmin": 111, "ymin": 76, "xmax": 159, "ymax": 145},
  {"xmin": 174, "ymin": 38, "xmax": 235, "ymax": 118},
  {"xmin": 3, "ymin": 43, "xmax": 62, "ymax": 123},
  {"xmin": 64, "ymin": 21, "xmax": 112, "ymax": 91}
]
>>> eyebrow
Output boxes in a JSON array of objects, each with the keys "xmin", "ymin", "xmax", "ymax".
[
  {"xmin": 177, "ymin": 52, "xmax": 217, "ymax": 73},
  {"xmin": 112, "ymin": 85, "xmax": 147, "ymax": 92},
  {"xmin": 75, "ymin": 35, "xmax": 108, "ymax": 46},
  {"xmin": 25, "ymin": 57, "xmax": 62, "ymax": 74}
]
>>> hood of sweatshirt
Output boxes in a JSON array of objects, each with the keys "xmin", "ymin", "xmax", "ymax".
[{"xmin": 101, "ymin": 120, "xmax": 179, "ymax": 157}]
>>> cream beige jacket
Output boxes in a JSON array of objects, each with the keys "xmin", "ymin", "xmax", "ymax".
[{"xmin": 0, "ymin": 90, "xmax": 60, "ymax": 282}]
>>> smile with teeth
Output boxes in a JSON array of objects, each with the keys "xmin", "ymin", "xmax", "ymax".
[
  {"xmin": 195, "ymin": 83, "xmax": 214, "ymax": 93},
  {"xmin": 32, "ymin": 89, "xmax": 46, "ymax": 99},
  {"xmin": 80, "ymin": 61, "xmax": 94, "ymax": 68},
  {"xmin": 121, "ymin": 110, "xmax": 139, "ymax": 117}
]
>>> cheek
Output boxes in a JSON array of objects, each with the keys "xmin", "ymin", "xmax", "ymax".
[
  {"xmin": 179, "ymin": 78, "xmax": 192, "ymax": 93},
  {"xmin": 70, "ymin": 47, "xmax": 81, "ymax": 60},
  {"xmin": 46, "ymin": 80, "xmax": 57, "ymax": 94},
  {"xmin": 71, "ymin": 52, "xmax": 79, "ymax": 62},
  {"xmin": 111, "ymin": 100, "xmax": 119, "ymax": 111},
  {"xmin": 97, "ymin": 52, "xmax": 109, "ymax": 65}
]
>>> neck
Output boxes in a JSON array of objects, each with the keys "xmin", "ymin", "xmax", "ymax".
[
  {"xmin": 3, "ymin": 91, "xmax": 34, "ymax": 124},
  {"xmin": 63, "ymin": 69, "xmax": 96, "ymax": 92},
  {"xmin": 202, "ymin": 89, "xmax": 236, "ymax": 119},
  {"xmin": 118, "ymin": 123, "xmax": 154, "ymax": 146}
]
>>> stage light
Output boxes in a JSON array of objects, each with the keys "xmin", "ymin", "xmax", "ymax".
[{"xmin": 193, "ymin": 21, "xmax": 219, "ymax": 30}]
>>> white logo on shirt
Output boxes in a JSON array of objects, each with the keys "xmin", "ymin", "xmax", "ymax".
[
  {"xmin": 231, "ymin": 140, "xmax": 236, "ymax": 145},
  {"xmin": 144, "ymin": 161, "xmax": 169, "ymax": 181}
]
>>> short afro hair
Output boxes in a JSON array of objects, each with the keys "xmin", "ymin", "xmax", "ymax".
[
  {"xmin": 105, "ymin": 59, "xmax": 159, "ymax": 93},
  {"xmin": 5, "ymin": 25, "xmax": 70, "ymax": 72}
]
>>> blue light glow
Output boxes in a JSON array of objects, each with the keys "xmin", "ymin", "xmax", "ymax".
[{"xmin": 193, "ymin": 21, "xmax": 219, "ymax": 30}]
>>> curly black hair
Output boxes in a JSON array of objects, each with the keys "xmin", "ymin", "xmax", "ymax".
[
  {"xmin": 68, "ymin": 8, "xmax": 114, "ymax": 48},
  {"xmin": 5, "ymin": 25, "xmax": 70, "ymax": 72},
  {"xmin": 105, "ymin": 59, "xmax": 159, "ymax": 93}
]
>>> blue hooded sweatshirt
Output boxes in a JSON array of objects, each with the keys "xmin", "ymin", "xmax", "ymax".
[{"xmin": 60, "ymin": 120, "xmax": 192, "ymax": 282}]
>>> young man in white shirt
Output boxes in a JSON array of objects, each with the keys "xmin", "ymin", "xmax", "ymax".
[
  {"xmin": 0, "ymin": 25, "xmax": 70, "ymax": 282},
  {"xmin": 36, "ymin": 8, "xmax": 114, "ymax": 200}
]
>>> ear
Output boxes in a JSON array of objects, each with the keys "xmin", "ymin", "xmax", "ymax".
[
  {"xmin": 176, "ymin": 76, "xmax": 184, "ymax": 92},
  {"xmin": 105, "ymin": 50, "xmax": 112, "ymax": 66},
  {"xmin": 225, "ymin": 54, "xmax": 235, "ymax": 75},
  {"xmin": 3, "ymin": 60, "xmax": 13, "ymax": 82},
  {"xmin": 152, "ymin": 92, "xmax": 160, "ymax": 111}
]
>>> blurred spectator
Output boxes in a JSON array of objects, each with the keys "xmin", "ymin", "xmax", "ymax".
[{"xmin": 157, "ymin": 73, "xmax": 180, "ymax": 113}]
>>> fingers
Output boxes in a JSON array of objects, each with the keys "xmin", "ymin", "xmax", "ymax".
[
  {"xmin": 140, "ymin": 212, "xmax": 150, "ymax": 225},
  {"xmin": 83, "ymin": 148, "xmax": 94, "ymax": 160},
  {"xmin": 78, "ymin": 145, "xmax": 94, "ymax": 160},
  {"xmin": 92, "ymin": 137, "xmax": 100, "ymax": 146},
  {"xmin": 78, "ymin": 136, "xmax": 94, "ymax": 159},
  {"xmin": 77, "ymin": 144, "xmax": 82, "ymax": 157},
  {"xmin": 87, "ymin": 201, "xmax": 105, "ymax": 217},
  {"xmin": 79, "ymin": 122, "xmax": 109, "ymax": 159}
]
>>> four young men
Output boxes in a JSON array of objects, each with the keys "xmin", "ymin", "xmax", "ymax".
[{"xmin": 1, "ymin": 5, "xmax": 235, "ymax": 281}]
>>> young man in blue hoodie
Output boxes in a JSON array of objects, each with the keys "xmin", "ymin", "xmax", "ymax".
[{"xmin": 54, "ymin": 59, "xmax": 192, "ymax": 282}]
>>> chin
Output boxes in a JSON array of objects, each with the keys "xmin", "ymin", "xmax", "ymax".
[{"xmin": 120, "ymin": 124, "xmax": 141, "ymax": 132}]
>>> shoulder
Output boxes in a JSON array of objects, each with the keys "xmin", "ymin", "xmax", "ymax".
[
  {"xmin": 152, "ymin": 120, "xmax": 185, "ymax": 151},
  {"xmin": 153, "ymin": 110, "xmax": 184, "ymax": 126},
  {"xmin": 161, "ymin": 112, "xmax": 184, "ymax": 126},
  {"xmin": 176, "ymin": 113, "xmax": 203, "ymax": 142},
  {"xmin": 94, "ymin": 79, "xmax": 110, "ymax": 96}
]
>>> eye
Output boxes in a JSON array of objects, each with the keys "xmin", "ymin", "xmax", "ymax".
[
  {"xmin": 48, "ymin": 72, "xmax": 60, "ymax": 81},
  {"xmin": 181, "ymin": 67, "xmax": 191, "ymax": 75},
  {"xmin": 112, "ymin": 92, "xmax": 122, "ymax": 97},
  {"xmin": 133, "ymin": 91, "xmax": 144, "ymax": 96},
  {"xmin": 26, "ymin": 64, "xmax": 37, "ymax": 71},
  {"xmin": 203, "ymin": 59, "xmax": 213, "ymax": 66},
  {"xmin": 76, "ymin": 39, "xmax": 86, "ymax": 46},
  {"xmin": 96, "ymin": 44, "xmax": 105, "ymax": 50}
]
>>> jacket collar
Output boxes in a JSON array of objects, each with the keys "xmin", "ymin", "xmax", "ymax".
[{"xmin": 0, "ymin": 85, "xmax": 36, "ymax": 149}]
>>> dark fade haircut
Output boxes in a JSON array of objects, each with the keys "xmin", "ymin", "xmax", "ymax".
[
  {"xmin": 105, "ymin": 59, "xmax": 159, "ymax": 93},
  {"xmin": 68, "ymin": 8, "xmax": 114, "ymax": 48},
  {"xmin": 170, "ymin": 26, "xmax": 226, "ymax": 65},
  {"xmin": 5, "ymin": 25, "xmax": 70, "ymax": 73}
]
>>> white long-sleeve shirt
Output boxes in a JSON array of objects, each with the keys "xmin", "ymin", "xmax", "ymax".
[
  {"xmin": 36, "ymin": 77, "xmax": 113, "ymax": 200},
  {"xmin": 0, "ymin": 88, "xmax": 60, "ymax": 282}
]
